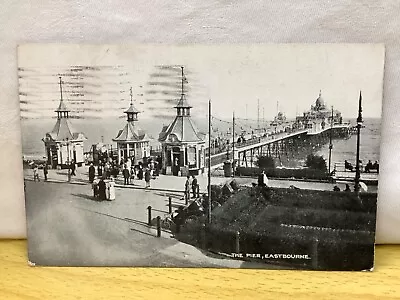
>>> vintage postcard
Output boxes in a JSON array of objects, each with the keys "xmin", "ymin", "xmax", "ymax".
[{"xmin": 19, "ymin": 44, "xmax": 384, "ymax": 270}]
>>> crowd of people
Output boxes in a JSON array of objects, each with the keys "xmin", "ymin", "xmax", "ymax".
[
  {"xmin": 89, "ymin": 156, "xmax": 162, "ymax": 200},
  {"xmin": 29, "ymin": 154, "xmax": 206, "ymax": 203}
]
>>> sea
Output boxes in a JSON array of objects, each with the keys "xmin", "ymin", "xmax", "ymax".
[{"xmin": 20, "ymin": 117, "xmax": 381, "ymax": 169}]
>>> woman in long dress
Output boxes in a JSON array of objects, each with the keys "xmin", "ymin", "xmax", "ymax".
[
  {"xmin": 98, "ymin": 178, "xmax": 106, "ymax": 200},
  {"xmin": 109, "ymin": 178, "xmax": 116, "ymax": 200},
  {"xmin": 105, "ymin": 179, "xmax": 110, "ymax": 200}
]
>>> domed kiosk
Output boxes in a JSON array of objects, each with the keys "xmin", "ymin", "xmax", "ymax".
[
  {"xmin": 42, "ymin": 77, "xmax": 87, "ymax": 169},
  {"xmin": 113, "ymin": 88, "xmax": 150, "ymax": 165},
  {"xmin": 158, "ymin": 67, "xmax": 206, "ymax": 176}
]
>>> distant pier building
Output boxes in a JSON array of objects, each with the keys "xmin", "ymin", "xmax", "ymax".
[
  {"xmin": 296, "ymin": 90, "xmax": 344, "ymax": 133},
  {"xmin": 42, "ymin": 77, "xmax": 87, "ymax": 168}
]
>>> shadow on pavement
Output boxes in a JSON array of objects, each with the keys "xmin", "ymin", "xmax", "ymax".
[
  {"xmin": 74, "ymin": 207, "xmax": 173, "ymax": 235},
  {"xmin": 153, "ymin": 191, "xmax": 183, "ymax": 199},
  {"xmin": 72, "ymin": 193, "xmax": 99, "ymax": 202},
  {"xmin": 130, "ymin": 228, "xmax": 157, "ymax": 237},
  {"xmin": 124, "ymin": 217, "xmax": 148, "ymax": 227}
]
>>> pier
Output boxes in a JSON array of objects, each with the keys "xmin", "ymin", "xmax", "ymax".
[{"xmin": 206, "ymin": 122, "xmax": 352, "ymax": 169}]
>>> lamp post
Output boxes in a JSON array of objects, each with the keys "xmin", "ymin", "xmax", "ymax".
[
  {"xmin": 232, "ymin": 111, "xmax": 235, "ymax": 178},
  {"xmin": 354, "ymin": 91, "xmax": 363, "ymax": 194},
  {"xmin": 65, "ymin": 138, "xmax": 71, "ymax": 182},
  {"xmin": 208, "ymin": 99, "xmax": 212, "ymax": 224},
  {"xmin": 328, "ymin": 106, "xmax": 334, "ymax": 175}
]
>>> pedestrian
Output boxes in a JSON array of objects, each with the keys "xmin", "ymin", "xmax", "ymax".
[
  {"xmin": 258, "ymin": 170, "xmax": 268, "ymax": 187},
  {"xmin": 108, "ymin": 177, "xmax": 116, "ymax": 200},
  {"xmin": 154, "ymin": 161, "xmax": 160, "ymax": 176},
  {"xmin": 191, "ymin": 175, "xmax": 198, "ymax": 198},
  {"xmin": 70, "ymin": 160, "xmax": 76, "ymax": 176},
  {"xmin": 43, "ymin": 164, "xmax": 48, "ymax": 181},
  {"xmin": 104, "ymin": 162, "xmax": 110, "ymax": 179},
  {"xmin": 33, "ymin": 164, "xmax": 40, "ymax": 182},
  {"xmin": 184, "ymin": 175, "xmax": 191, "ymax": 202},
  {"xmin": 173, "ymin": 157, "xmax": 179, "ymax": 176},
  {"xmin": 123, "ymin": 165, "xmax": 130, "ymax": 185},
  {"xmin": 98, "ymin": 178, "xmax": 107, "ymax": 200},
  {"xmin": 88, "ymin": 163, "xmax": 95, "ymax": 183},
  {"xmin": 126, "ymin": 158, "xmax": 132, "ymax": 170},
  {"xmin": 144, "ymin": 168, "xmax": 151, "ymax": 188},
  {"xmin": 97, "ymin": 164, "xmax": 103, "ymax": 177},
  {"xmin": 105, "ymin": 179, "xmax": 110, "ymax": 200},
  {"xmin": 130, "ymin": 166, "xmax": 135, "ymax": 181},
  {"xmin": 138, "ymin": 167, "xmax": 143, "ymax": 180},
  {"xmin": 92, "ymin": 177, "xmax": 99, "ymax": 199}
]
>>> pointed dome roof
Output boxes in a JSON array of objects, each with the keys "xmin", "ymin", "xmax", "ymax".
[
  {"xmin": 158, "ymin": 116, "xmax": 204, "ymax": 143},
  {"xmin": 174, "ymin": 94, "xmax": 192, "ymax": 108},
  {"xmin": 44, "ymin": 118, "xmax": 86, "ymax": 142},
  {"xmin": 113, "ymin": 122, "xmax": 148, "ymax": 142},
  {"xmin": 124, "ymin": 103, "xmax": 140, "ymax": 114},
  {"xmin": 55, "ymin": 100, "xmax": 70, "ymax": 112}
]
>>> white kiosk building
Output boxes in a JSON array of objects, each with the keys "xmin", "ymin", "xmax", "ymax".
[
  {"xmin": 42, "ymin": 77, "xmax": 87, "ymax": 168},
  {"xmin": 158, "ymin": 67, "xmax": 206, "ymax": 176},
  {"xmin": 113, "ymin": 88, "xmax": 150, "ymax": 165}
]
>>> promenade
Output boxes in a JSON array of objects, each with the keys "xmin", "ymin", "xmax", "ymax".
[
  {"xmin": 24, "ymin": 170, "xmax": 287, "ymax": 268},
  {"xmin": 24, "ymin": 165, "xmax": 375, "ymax": 194},
  {"xmin": 23, "ymin": 163, "xmax": 377, "ymax": 267}
]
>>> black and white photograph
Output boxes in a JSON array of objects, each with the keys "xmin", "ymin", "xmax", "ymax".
[{"xmin": 18, "ymin": 44, "xmax": 384, "ymax": 270}]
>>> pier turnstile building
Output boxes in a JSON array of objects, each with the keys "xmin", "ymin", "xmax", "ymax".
[
  {"xmin": 42, "ymin": 78, "xmax": 86, "ymax": 168},
  {"xmin": 113, "ymin": 89, "xmax": 150, "ymax": 165},
  {"xmin": 158, "ymin": 67, "xmax": 206, "ymax": 176}
]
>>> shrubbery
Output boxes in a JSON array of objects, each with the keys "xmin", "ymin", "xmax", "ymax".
[
  {"xmin": 256, "ymin": 155, "xmax": 275, "ymax": 169},
  {"xmin": 305, "ymin": 154, "xmax": 327, "ymax": 172},
  {"xmin": 204, "ymin": 187, "xmax": 376, "ymax": 270}
]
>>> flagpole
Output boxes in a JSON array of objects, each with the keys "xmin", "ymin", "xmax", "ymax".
[
  {"xmin": 181, "ymin": 66, "xmax": 184, "ymax": 94},
  {"xmin": 208, "ymin": 100, "xmax": 212, "ymax": 224}
]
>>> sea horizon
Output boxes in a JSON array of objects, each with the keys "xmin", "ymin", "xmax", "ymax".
[{"xmin": 20, "ymin": 116, "xmax": 381, "ymax": 167}]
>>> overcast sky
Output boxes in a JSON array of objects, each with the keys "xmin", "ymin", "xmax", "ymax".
[{"xmin": 18, "ymin": 43, "xmax": 384, "ymax": 121}]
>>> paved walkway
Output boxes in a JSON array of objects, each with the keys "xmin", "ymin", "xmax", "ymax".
[
  {"xmin": 24, "ymin": 165, "xmax": 377, "ymax": 193},
  {"xmin": 24, "ymin": 166, "xmax": 234, "ymax": 194},
  {"xmin": 24, "ymin": 179, "xmax": 285, "ymax": 269}
]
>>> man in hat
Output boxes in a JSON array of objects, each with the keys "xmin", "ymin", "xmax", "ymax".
[
  {"xmin": 70, "ymin": 160, "xmax": 76, "ymax": 176},
  {"xmin": 184, "ymin": 175, "xmax": 191, "ymax": 203},
  {"xmin": 88, "ymin": 163, "xmax": 95, "ymax": 183},
  {"xmin": 123, "ymin": 165, "xmax": 130, "ymax": 185},
  {"xmin": 191, "ymin": 175, "xmax": 199, "ymax": 198},
  {"xmin": 43, "ymin": 164, "xmax": 48, "ymax": 181}
]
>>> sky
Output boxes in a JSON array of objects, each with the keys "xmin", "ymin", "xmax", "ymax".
[{"xmin": 18, "ymin": 44, "xmax": 385, "ymax": 121}]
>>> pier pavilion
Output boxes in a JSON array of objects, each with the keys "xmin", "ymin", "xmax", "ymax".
[
  {"xmin": 158, "ymin": 67, "xmax": 206, "ymax": 176},
  {"xmin": 42, "ymin": 77, "xmax": 86, "ymax": 169},
  {"xmin": 113, "ymin": 88, "xmax": 150, "ymax": 165},
  {"xmin": 296, "ymin": 90, "xmax": 343, "ymax": 133}
]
